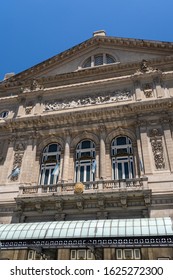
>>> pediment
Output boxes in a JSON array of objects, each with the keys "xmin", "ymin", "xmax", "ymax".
[{"xmin": 2, "ymin": 34, "xmax": 173, "ymax": 84}]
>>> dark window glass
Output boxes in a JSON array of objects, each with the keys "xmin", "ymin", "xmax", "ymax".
[
  {"xmin": 81, "ymin": 140, "xmax": 91, "ymax": 149},
  {"xmin": 48, "ymin": 144, "xmax": 57, "ymax": 153},
  {"xmin": 117, "ymin": 137, "xmax": 127, "ymax": 146}
]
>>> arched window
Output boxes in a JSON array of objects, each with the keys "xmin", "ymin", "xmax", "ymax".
[
  {"xmin": 39, "ymin": 143, "xmax": 61, "ymax": 185},
  {"xmin": 82, "ymin": 53, "xmax": 116, "ymax": 68},
  {"xmin": 111, "ymin": 136, "xmax": 134, "ymax": 180},
  {"xmin": 75, "ymin": 140, "xmax": 96, "ymax": 183}
]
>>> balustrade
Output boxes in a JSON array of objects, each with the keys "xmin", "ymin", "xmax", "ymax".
[{"xmin": 18, "ymin": 177, "xmax": 148, "ymax": 196}]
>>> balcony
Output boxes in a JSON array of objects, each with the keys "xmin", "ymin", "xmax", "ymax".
[{"xmin": 18, "ymin": 177, "xmax": 148, "ymax": 197}]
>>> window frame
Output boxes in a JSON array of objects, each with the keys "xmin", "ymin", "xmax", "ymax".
[
  {"xmin": 111, "ymin": 136, "xmax": 134, "ymax": 180},
  {"xmin": 39, "ymin": 143, "xmax": 61, "ymax": 186},
  {"xmin": 75, "ymin": 140, "xmax": 96, "ymax": 183}
]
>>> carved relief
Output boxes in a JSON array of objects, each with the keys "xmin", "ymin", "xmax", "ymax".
[
  {"xmin": 150, "ymin": 129, "xmax": 165, "ymax": 169},
  {"xmin": 133, "ymin": 59, "xmax": 161, "ymax": 76},
  {"xmin": 143, "ymin": 83, "xmax": 153, "ymax": 98},
  {"xmin": 44, "ymin": 90, "xmax": 132, "ymax": 112},
  {"xmin": 21, "ymin": 79, "xmax": 44, "ymax": 93},
  {"xmin": 25, "ymin": 102, "xmax": 33, "ymax": 115},
  {"xmin": 10, "ymin": 141, "xmax": 25, "ymax": 181}
]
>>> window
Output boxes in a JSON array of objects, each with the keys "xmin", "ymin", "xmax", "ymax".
[
  {"xmin": 82, "ymin": 53, "xmax": 116, "ymax": 68},
  {"xmin": 0, "ymin": 111, "xmax": 9, "ymax": 118},
  {"xmin": 39, "ymin": 143, "xmax": 61, "ymax": 185},
  {"xmin": 70, "ymin": 249, "xmax": 94, "ymax": 260},
  {"xmin": 27, "ymin": 250, "xmax": 47, "ymax": 260},
  {"xmin": 111, "ymin": 136, "xmax": 134, "ymax": 179},
  {"xmin": 116, "ymin": 249, "xmax": 141, "ymax": 260},
  {"xmin": 75, "ymin": 140, "xmax": 96, "ymax": 183}
]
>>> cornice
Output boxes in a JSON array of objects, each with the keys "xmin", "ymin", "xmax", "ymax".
[
  {"xmin": 1, "ymin": 35, "xmax": 173, "ymax": 87},
  {"xmin": 1, "ymin": 55, "xmax": 173, "ymax": 93}
]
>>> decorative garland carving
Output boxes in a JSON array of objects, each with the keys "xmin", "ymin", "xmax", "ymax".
[
  {"xmin": 150, "ymin": 129, "xmax": 165, "ymax": 169},
  {"xmin": 44, "ymin": 90, "xmax": 132, "ymax": 111}
]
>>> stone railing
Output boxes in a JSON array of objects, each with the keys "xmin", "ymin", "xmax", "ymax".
[{"xmin": 18, "ymin": 177, "xmax": 148, "ymax": 196}]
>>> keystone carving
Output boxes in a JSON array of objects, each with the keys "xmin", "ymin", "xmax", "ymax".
[
  {"xmin": 76, "ymin": 200, "xmax": 83, "ymax": 210},
  {"xmin": 120, "ymin": 194, "xmax": 127, "ymax": 208}
]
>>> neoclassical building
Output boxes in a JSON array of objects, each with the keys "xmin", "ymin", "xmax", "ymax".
[{"xmin": 0, "ymin": 31, "xmax": 173, "ymax": 260}]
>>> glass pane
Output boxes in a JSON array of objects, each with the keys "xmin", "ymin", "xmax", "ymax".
[
  {"xmin": 81, "ymin": 141, "xmax": 91, "ymax": 149},
  {"xmin": 94, "ymin": 55, "xmax": 103, "ymax": 66},
  {"xmin": 81, "ymin": 151, "xmax": 91, "ymax": 158},
  {"xmin": 113, "ymin": 162, "xmax": 115, "ymax": 179},
  {"xmin": 48, "ymin": 144, "xmax": 57, "ymax": 152},
  {"xmin": 80, "ymin": 166, "xmax": 84, "ymax": 182},
  {"xmin": 124, "ymin": 162, "xmax": 129, "ymax": 178},
  {"xmin": 83, "ymin": 58, "xmax": 91, "ymax": 68},
  {"xmin": 50, "ymin": 169, "xmax": 54, "ymax": 185},
  {"xmin": 44, "ymin": 169, "xmax": 49, "ymax": 185},
  {"xmin": 117, "ymin": 137, "xmax": 126, "ymax": 145},
  {"xmin": 118, "ymin": 163, "xmax": 122, "ymax": 179},
  {"xmin": 86, "ymin": 165, "xmax": 90, "ymax": 181},
  {"xmin": 106, "ymin": 54, "xmax": 115, "ymax": 64},
  {"xmin": 131, "ymin": 161, "xmax": 134, "ymax": 177}
]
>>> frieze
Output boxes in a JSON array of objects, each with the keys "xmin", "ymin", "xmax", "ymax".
[
  {"xmin": 44, "ymin": 90, "xmax": 132, "ymax": 112},
  {"xmin": 1, "ymin": 236, "xmax": 173, "ymax": 249}
]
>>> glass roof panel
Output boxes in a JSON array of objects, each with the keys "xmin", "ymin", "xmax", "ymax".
[
  {"xmin": 134, "ymin": 226, "xmax": 141, "ymax": 235},
  {"xmin": 118, "ymin": 226, "xmax": 126, "ymax": 236},
  {"xmin": 110, "ymin": 226, "xmax": 118, "ymax": 236},
  {"xmin": 141, "ymin": 226, "xmax": 149, "ymax": 235},
  {"xmin": 0, "ymin": 218, "xmax": 172, "ymax": 241},
  {"xmin": 165, "ymin": 225, "xmax": 173, "ymax": 234},
  {"xmin": 52, "ymin": 229, "xmax": 61, "ymax": 237},
  {"xmin": 149, "ymin": 226, "xmax": 158, "ymax": 235}
]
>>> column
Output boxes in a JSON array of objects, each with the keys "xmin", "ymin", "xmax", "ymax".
[
  {"xmin": 139, "ymin": 124, "xmax": 152, "ymax": 174},
  {"xmin": 136, "ymin": 124, "xmax": 145, "ymax": 177},
  {"xmin": 21, "ymin": 136, "xmax": 38, "ymax": 184},
  {"xmin": 162, "ymin": 121, "xmax": 173, "ymax": 172},
  {"xmin": 61, "ymin": 135, "xmax": 70, "ymax": 182}
]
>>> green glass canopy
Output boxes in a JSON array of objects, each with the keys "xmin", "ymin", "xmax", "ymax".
[{"xmin": 0, "ymin": 217, "xmax": 173, "ymax": 241}]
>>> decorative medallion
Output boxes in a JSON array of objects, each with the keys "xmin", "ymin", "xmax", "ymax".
[{"xmin": 74, "ymin": 182, "xmax": 84, "ymax": 194}]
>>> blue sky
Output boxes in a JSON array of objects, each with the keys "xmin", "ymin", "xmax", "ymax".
[{"xmin": 1, "ymin": 0, "xmax": 173, "ymax": 81}]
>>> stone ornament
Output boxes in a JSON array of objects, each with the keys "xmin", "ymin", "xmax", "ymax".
[
  {"xmin": 150, "ymin": 129, "xmax": 165, "ymax": 169},
  {"xmin": 21, "ymin": 79, "xmax": 44, "ymax": 93},
  {"xmin": 10, "ymin": 141, "xmax": 25, "ymax": 181},
  {"xmin": 74, "ymin": 182, "xmax": 84, "ymax": 194},
  {"xmin": 143, "ymin": 83, "xmax": 153, "ymax": 98},
  {"xmin": 44, "ymin": 90, "xmax": 132, "ymax": 112}
]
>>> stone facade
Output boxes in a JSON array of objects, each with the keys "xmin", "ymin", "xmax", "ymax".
[{"xmin": 1, "ymin": 31, "xmax": 173, "ymax": 259}]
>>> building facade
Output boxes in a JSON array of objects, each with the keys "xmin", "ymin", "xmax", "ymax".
[{"xmin": 0, "ymin": 31, "xmax": 173, "ymax": 260}]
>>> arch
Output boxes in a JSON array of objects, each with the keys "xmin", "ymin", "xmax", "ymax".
[
  {"xmin": 36, "ymin": 136, "xmax": 64, "ymax": 160},
  {"xmin": 106, "ymin": 127, "xmax": 137, "ymax": 145},
  {"xmin": 79, "ymin": 51, "xmax": 119, "ymax": 69},
  {"xmin": 39, "ymin": 142, "xmax": 62, "ymax": 186},
  {"xmin": 71, "ymin": 131, "xmax": 99, "ymax": 149}
]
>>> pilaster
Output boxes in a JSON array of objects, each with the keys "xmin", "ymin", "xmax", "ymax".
[{"xmin": 61, "ymin": 134, "xmax": 71, "ymax": 182}]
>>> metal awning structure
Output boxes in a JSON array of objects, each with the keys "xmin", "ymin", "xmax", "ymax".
[{"xmin": 0, "ymin": 217, "xmax": 173, "ymax": 249}]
